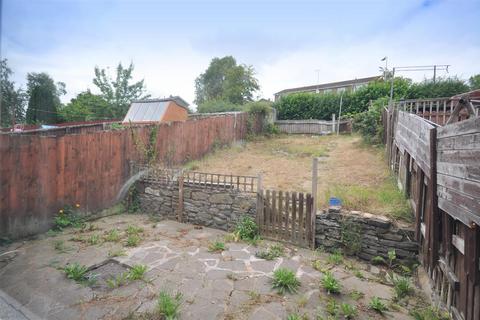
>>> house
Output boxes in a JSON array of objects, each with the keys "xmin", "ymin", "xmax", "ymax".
[
  {"xmin": 122, "ymin": 96, "xmax": 189, "ymax": 124},
  {"xmin": 274, "ymin": 76, "xmax": 381, "ymax": 101}
]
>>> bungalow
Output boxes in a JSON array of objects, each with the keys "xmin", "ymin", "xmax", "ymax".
[{"xmin": 122, "ymin": 96, "xmax": 189, "ymax": 124}]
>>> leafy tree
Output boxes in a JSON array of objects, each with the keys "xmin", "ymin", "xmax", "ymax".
[
  {"xmin": 197, "ymin": 99, "xmax": 242, "ymax": 113},
  {"xmin": 469, "ymin": 74, "xmax": 480, "ymax": 90},
  {"xmin": 0, "ymin": 59, "xmax": 26, "ymax": 127},
  {"xmin": 25, "ymin": 72, "xmax": 65, "ymax": 124},
  {"xmin": 194, "ymin": 56, "xmax": 259, "ymax": 107},
  {"xmin": 408, "ymin": 77, "xmax": 469, "ymax": 98},
  {"xmin": 93, "ymin": 62, "xmax": 150, "ymax": 119},
  {"xmin": 60, "ymin": 90, "xmax": 112, "ymax": 122}
]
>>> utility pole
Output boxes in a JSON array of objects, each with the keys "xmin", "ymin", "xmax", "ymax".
[
  {"xmin": 315, "ymin": 69, "xmax": 320, "ymax": 93},
  {"xmin": 433, "ymin": 65, "xmax": 437, "ymax": 83}
]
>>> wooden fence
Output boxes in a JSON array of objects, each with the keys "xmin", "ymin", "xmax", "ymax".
[
  {"xmin": 384, "ymin": 90, "xmax": 480, "ymax": 320},
  {"xmin": 0, "ymin": 113, "xmax": 251, "ymax": 238},
  {"xmin": 257, "ymin": 189, "xmax": 315, "ymax": 248},
  {"xmin": 275, "ymin": 119, "xmax": 351, "ymax": 135}
]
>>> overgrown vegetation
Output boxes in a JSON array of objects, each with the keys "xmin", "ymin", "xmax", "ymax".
[
  {"xmin": 340, "ymin": 220, "xmax": 362, "ymax": 255},
  {"xmin": 128, "ymin": 264, "xmax": 148, "ymax": 280},
  {"xmin": 208, "ymin": 241, "xmax": 227, "ymax": 253},
  {"xmin": 410, "ymin": 306, "xmax": 451, "ymax": 320},
  {"xmin": 255, "ymin": 244, "xmax": 285, "ymax": 260},
  {"xmin": 63, "ymin": 263, "xmax": 91, "ymax": 284},
  {"xmin": 369, "ymin": 296, "xmax": 388, "ymax": 314},
  {"xmin": 234, "ymin": 216, "xmax": 260, "ymax": 243},
  {"xmin": 271, "ymin": 268, "xmax": 301, "ymax": 294},
  {"xmin": 321, "ymin": 271, "xmax": 341, "ymax": 294},
  {"xmin": 53, "ymin": 205, "xmax": 84, "ymax": 230}
]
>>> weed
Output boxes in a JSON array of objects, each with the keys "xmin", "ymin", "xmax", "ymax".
[
  {"xmin": 321, "ymin": 272, "xmax": 341, "ymax": 294},
  {"xmin": 369, "ymin": 296, "xmax": 388, "ymax": 314},
  {"xmin": 53, "ymin": 240, "xmax": 70, "ymax": 253},
  {"xmin": 88, "ymin": 234, "xmax": 101, "ymax": 245},
  {"xmin": 208, "ymin": 241, "xmax": 226, "ymax": 253},
  {"xmin": 247, "ymin": 291, "xmax": 261, "ymax": 302},
  {"xmin": 105, "ymin": 229, "xmax": 121, "ymax": 242},
  {"xmin": 341, "ymin": 303, "xmax": 358, "ymax": 319},
  {"xmin": 349, "ymin": 290, "xmax": 364, "ymax": 301},
  {"xmin": 234, "ymin": 216, "xmax": 259, "ymax": 241},
  {"xmin": 126, "ymin": 225, "xmax": 144, "ymax": 235},
  {"xmin": 371, "ymin": 256, "xmax": 386, "ymax": 265},
  {"xmin": 327, "ymin": 250, "xmax": 343, "ymax": 266},
  {"xmin": 128, "ymin": 264, "xmax": 147, "ymax": 281},
  {"xmin": 410, "ymin": 306, "xmax": 450, "ymax": 320},
  {"xmin": 312, "ymin": 260, "xmax": 329, "ymax": 273},
  {"xmin": 390, "ymin": 274, "xmax": 413, "ymax": 299},
  {"xmin": 271, "ymin": 268, "xmax": 301, "ymax": 294},
  {"xmin": 106, "ymin": 272, "xmax": 129, "ymax": 288},
  {"xmin": 255, "ymin": 244, "xmax": 285, "ymax": 260},
  {"xmin": 286, "ymin": 314, "xmax": 308, "ymax": 320},
  {"xmin": 126, "ymin": 185, "xmax": 141, "ymax": 213},
  {"xmin": 157, "ymin": 290, "xmax": 182, "ymax": 320},
  {"xmin": 126, "ymin": 234, "xmax": 141, "ymax": 247},
  {"xmin": 340, "ymin": 219, "xmax": 362, "ymax": 255},
  {"xmin": 64, "ymin": 263, "xmax": 89, "ymax": 283},
  {"xmin": 326, "ymin": 298, "xmax": 339, "ymax": 316},
  {"xmin": 108, "ymin": 249, "xmax": 127, "ymax": 257},
  {"xmin": 353, "ymin": 270, "xmax": 365, "ymax": 279},
  {"xmin": 388, "ymin": 249, "xmax": 396, "ymax": 268},
  {"xmin": 297, "ymin": 294, "xmax": 308, "ymax": 308},
  {"xmin": 224, "ymin": 232, "xmax": 240, "ymax": 243},
  {"xmin": 53, "ymin": 206, "xmax": 84, "ymax": 230}
]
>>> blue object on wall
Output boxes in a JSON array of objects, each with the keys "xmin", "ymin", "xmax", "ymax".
[{"xmin": 329, "ymin": 197, "xmax": 342, "ymax": 207}]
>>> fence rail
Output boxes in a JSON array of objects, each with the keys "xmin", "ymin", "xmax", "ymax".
[{"xmin": 274, "ymin": 119, "xmax": 351, "ymax": 135}]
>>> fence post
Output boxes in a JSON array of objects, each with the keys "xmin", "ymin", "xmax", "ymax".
[
  {"xmin": 256, "ymin": 174, "xmax": 263, "ymax": 226},
  {"xmin": 332, "ymin": 114, "xmax": 336, "ymax": 134},
  {"xmin": 178, "ymin": 171, "xmax": 184, "ymax": 222},
  {"xmin": 311, "ymin": 158, "xmax": 318, "ymax": 248}
]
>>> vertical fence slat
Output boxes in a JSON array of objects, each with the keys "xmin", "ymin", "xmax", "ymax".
[
  {"xmin": 291, "ymin": 192, "xmax": 297, "ymax": 241},
  {"xmin": 284, "ymin": 191, "xmax": 290, "ymax": 239},
  {"xmin": 306, "ymin": 193, "xmax": 312, "ymax": 247},
  {"xmin": 265, "ymin": 190, "xmax": 271, "ymax": 236},
  {"xmin": 271, "ymin": 190, "xmax": 277, "ymax": 238},
  {"xmin": 298, "ymin": 193, "xmax": 304, "ymax": 245},
  {"xmin": 278, "ymin": 191, "xmax": 283, "ymax": 240}
]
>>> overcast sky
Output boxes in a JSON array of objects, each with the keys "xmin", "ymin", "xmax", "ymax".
[{"xmin": 2, "ymin": 0, "xmax": 480, "ymax": 109}]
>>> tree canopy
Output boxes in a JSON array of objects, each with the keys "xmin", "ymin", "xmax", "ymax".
[
  {"xmin": 25, "ymin": 72, "xmax": 65, "ymax": 124},
  {"xmin": 469, "ymin": 74, "xmax": 480, "ymax": 90},
  {"xmin": 60, "ymin": 90, "xmax": 112, "ymax": 122},
  {"xmin": 0, "ymin": 59, "xmax": 26, "ymax": 127},
  {"xmin": 93, "ymin": 62, "xmax": 150, "ymax": 119},
  {"xmin": 194, "ymin": 56, "xmax": 259, "ymax": 108}
]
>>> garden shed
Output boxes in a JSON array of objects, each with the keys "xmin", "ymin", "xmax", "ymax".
[{"xmin": 122, "ymin": 96, "xmax": 189, "ymax": 124}]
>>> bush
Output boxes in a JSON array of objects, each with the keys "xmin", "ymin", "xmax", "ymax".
[
  {"xmin": 369, "ymin": 296, "xmax": 388, "ymax": 314},
  {"xmin": 321, "ymin": 271, "xmax": 341, "ymax": 294},
  {"xmin": 271, "ymin": 268, "xmax": 301, "ymax": 294},
  {"xmin": 352, "ymin": 97, "xmax": 388, "ymax": 144},
  {"xmin": 234, "ymin": 216, "xmax": 259, "ymax": 241},
  {"xmin": 197, "ymin": 99, "xmax": 242, "ymax": 113},
  {"xmin": 64, "ymin": 263, "xmax": 89, "ymax": 283}
]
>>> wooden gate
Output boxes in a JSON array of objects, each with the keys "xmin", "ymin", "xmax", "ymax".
[{"xmin": 257, "ymin": 189, "xmax": 315, "ymax": 248}]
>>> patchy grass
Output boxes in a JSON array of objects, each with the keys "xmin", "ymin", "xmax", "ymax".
[
  {"xmin": 63, "ymin": 263, "xmax": 90, "ymax": 284},
  {"xmin": 125, "ymin": 234, "xmax": 141, "ymax": 247},
  {"xmin": 157, "ymin": 290, "xmax": 182, "ymax": 320},
  {"xmin": 369, "ymin": 296, "xmax": 388, "ymax": 314},
  {"xmin": 255, "ymin": 244, "xmax": 285, "ymax": 260},
  {"xmin": 321, "ymin": 271, "xmax": 341, "ymax": 294},
  {"xmin": 105, "ymin": 229, "xmax": 121, "ymax": 242},
  {"xmin": 106, "ymin": 272, "xmax": 129, "ymax": 289},
  {"xmin": 53, "ymin": 240, "xmax": 71, "ymax": 253},
  {"xmin": 208, "ymin": 241, "xmax": 226, "ymax": 253},
  {"xmin": 188, "ymin": 134, "xmax": 411, "ymax": 221},
  {"xmin": 128, "ymin": 264, "xmax": 148, "ymax": 281},
  {"xmin": 108, "ymin": 249, "xmax": 127, "ymax": 258}
]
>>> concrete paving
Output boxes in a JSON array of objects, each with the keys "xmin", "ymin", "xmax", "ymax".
[{"xmin": 0, "ymin": 214, "xmax": 420, "ymax": 319}]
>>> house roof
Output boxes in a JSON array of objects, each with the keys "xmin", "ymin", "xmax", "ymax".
[
  {"xmin": 274, "ymin": 76, "xmax": 381, "ymax": 96},
  {"xmin": 122, "ymin": 96, "xmax": 189, "ymax": 123}
]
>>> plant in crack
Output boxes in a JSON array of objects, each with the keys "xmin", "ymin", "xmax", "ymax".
[
  {"xmin": 271, "ymin": 268, "xmax": 301, "ymax": 294},
  {"xmin": 208, "ymin": 241, "xmax": 227, "ymax": 253},
  {"xmin": 157, "ymin": 290, "xmax": 182, "ymax": 320},
  {"xmin": 321, "ymin": 271, "xmax": 341, "ymax": 294}
]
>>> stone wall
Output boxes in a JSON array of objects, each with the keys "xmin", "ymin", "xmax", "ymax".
[
  {"xmin": 136, "ymin": 180, "xmax": 256, "ymax": 231},
  {"xmin": 315, "ymin": 210, "xmax": 418, "ymax": 264}
]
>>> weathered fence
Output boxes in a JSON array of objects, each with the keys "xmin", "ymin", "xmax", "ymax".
[
  {"xmin": 274, "ymin": 119, "xmax": 351, "ymax": 135},
  {"xmin": 257, "ymin": 189, "xmax": 315, "ymax": 248},
  {"xmin": 0, "ymin": 113, "xmax": 251, "ymax": 238},
  {"xmin": 384, "ymin": 90, "xmax": 480, "ymax": 320}
]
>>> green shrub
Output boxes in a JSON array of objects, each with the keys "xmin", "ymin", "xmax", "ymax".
[
  {"xmin": 327, "ymin": 250, "xmax": 343, "ymax": 265},
  {"xmin": 125, "ymin": 234, "xmax": 141, "ymax": 247},
  {"xmin": 128, "ymin": 264, "xmax": 148, "ymax": 280},
  {"xmin": 271, "ymin": 268, "xmax": 301, "ymax": 294},
  {"xmin": 53, "ymin": 205, "xmax": 84, "ymax": 230},
  {"xmin": 326, "ymin": 298, "xmax": 339, "ymax": 316},
  {"xmin": 321, "ymin": 272, "xmax": 341, "ymax": 294},
  {"xmin": 105, "ymin": 229, "xmax": 121, "ymax": 242},
  {"xmin": 64, "ymin": 263, "xmax": 89, "ymax": 283},
  {"xmin": 197, "ymin": 99, "xmax": 242, "ymax": 113},
  {"xmin": 157, "ymin": 290, "xmax": 182, "ymax": 320},
  {"xmin": 106, "ymin": 272, "xmax": 129, "ymax": 288},
  {"xmin": 369, "ymin": 296, "xmax": 388, "ymax": 314},
  {"xmin": 234, "ymin": 216, "xmax": 259, "ymax": 241},
  {"xmin": 410, "ymin": 306, "xmax": 450, "ymax": 320},
  {"xmin": 371, "ymin": 256, "xmax": 386, "ymax": 265},
  {"xmin": 391, "ymin": 274, "xmax": 413, "ymax": 299}
]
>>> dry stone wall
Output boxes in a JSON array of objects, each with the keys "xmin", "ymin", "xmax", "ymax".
[
  {"xmin": 136, "ymin": 180, "xmax": 256, "ymax": 231},
  {"xmin": 316, "ymin": 210, "xmax": 418, "ymax": 264}
]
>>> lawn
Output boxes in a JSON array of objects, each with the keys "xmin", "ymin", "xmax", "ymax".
[{"xmin": 186, "ymin": 134, "xmax": 412, "ymax": 222}]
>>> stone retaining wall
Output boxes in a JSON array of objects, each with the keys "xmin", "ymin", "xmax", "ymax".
[
  {"xmin": 136, "ymin": 180, "xmax": 256, "ymax": 231},
  {"xmin": 315, "ymin": 210, "xmax": 418, "ymax": 264}
]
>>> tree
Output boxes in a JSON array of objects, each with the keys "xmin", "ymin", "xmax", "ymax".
[
  {"xmin": 194, "ymin": 56, "xmax": 259, "ymax": 107},
  {"xmin": 0, "ymin": 59, "xmax": 26, "ymax": 127},
  {"xmin": 408, "ymin": 77, "xmax": 469, "ymax": 98},
  {"xmin": 469, "ymin": 74, "xmax": 480, "ymax": 90},
  {"xmin": 93, "ymin": 62, "xmax": 150, "ymax": 119},
  {"xmin": 60, "ymin": 90, "xmax": 112, "ymax": 122},
  {"xmin": 25, "ymin": 73, "xmax": 65, "ymax": 124}
]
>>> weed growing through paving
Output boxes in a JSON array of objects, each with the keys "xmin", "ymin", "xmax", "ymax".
[
  {"xmin": 255, "ymin": 244, "xmax": 285, "ymax": 260},
  {"xmin": 234, "ymin": 216, "xmax": 259, "ymax": 243},
  {"xmin": 271, "ymin": 268, "xmax": 301, "ymax": 294},
  {"xmin": 126, "ymin": 234, "xmax": 141, "ymax": 247},
  {"xmin": 126, "ymin": 225, "xmax": 144, "ymax": 235},
  {"xmin": 105, "ymin": 229, "xmax": 121, "ymax": 242},
  {"xmin": 390, "ymin": 274, "xmax": 413, "ymax": 299},
  {"xmin": 106, "ymin": 272, "xmax": 129, "ymax": 289},
  {"xmin": 53, "ymin": 205, "xmax": 84, "ymax": 230},
  {"xmin": 286, "ymin": 313, "xmax": 308, "ymax": 320},
  {"xmin": 325, "ymin": 298, "xmax": 339, "ymax": 316},
  {"xmin": 321, "ymin": 271, "xmax": 341, "ymax": 294},
  {"xmin": 53, "ymin": 240, "xmax": 71, "ymax": 253},
  {"xmin": 410, "ymin": 306, "xmax": 450, "ymax": 320},
  {"xmin": 388, "ymin": 249, "xmax": 396, "ymax": 268},
  {"xmin": 247, "ymin": 291, "xmax": 261, "ymax": 303},
  {"xmin": 312, "ymin": 260, "xmax": 329, "ymax": 273},
  {"xmin": 108, "ymin": 249, "xmax": 127, "ymax": 258},
  {"xmin": 341, "ymin": 303, "xmax": 358, "ymax": 319},
  {"xmin": 157, "ymin": 290, "xmax": 182, "ymax": 320},
  {"xmin": 349, "ymin": 290, "xmax": 364, "ymax": 301},
  {"xmin": 371, "ymin": 256, "xmax": 386, "ymax": 265},
  {"xmin": 369, "ymin": 296, "xmax": 388, "ymax": 314},
  {"xmin": 63, "ymin": 263, "xmax": 90, "ymax": 284},
  {"xmin": 128, "ymin": 264, "xmax": 148, "ymax": 280},
  {"xmin": 208, "ymin": 241, "xmax": 227, "ymax": 253},
  {"xmin": 327, "ymin": 250, "xmax": 343, "ymax": 265},
  {"xmin": 87, "ymin": 234, "xmax": 101, "ymax": 245}
]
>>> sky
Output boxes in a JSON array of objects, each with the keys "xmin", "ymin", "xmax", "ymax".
[{"xmin": 2, "ymin": 0, "xmax": 480, "ymax": 109}]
